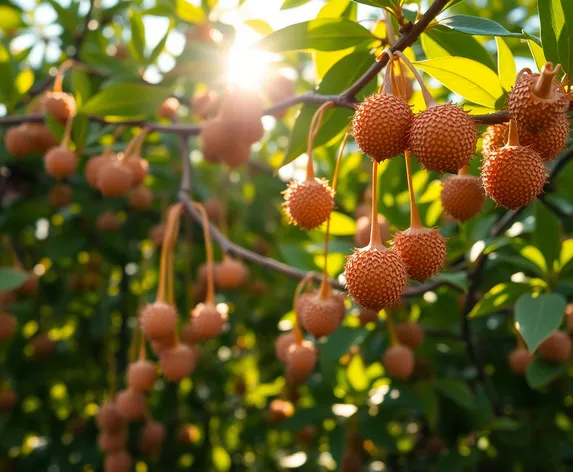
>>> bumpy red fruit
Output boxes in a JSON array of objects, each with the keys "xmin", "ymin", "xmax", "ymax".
[
  {"xmin": 519, "ymin": 113, "xmax": 570, "ymax": 162},
  {"xmin": 539, "ymin": 331, "xmax": 572, "ymax": 363},
  {"xmin": 395, "ymin": 322, "xmax": 425, "ymax": 349},
  {"xmin": 480, "ymin": 146, "xmax": 546, "ymax": 210},
  {"xmin": 124, "ymin": 156, "xmax": 148, "ymax": 186},
  {"xmin": 298, "ymin": 290, "xmax": 346, "ymax": 338},
  {"xmin": 440, "ymin": 174, "xmax": 484, "ymax": 221},
  {"xmin": 115, "ymin": 389, "xmax": 146, "ymax": 421},
  {"xmin": 481, "ymin": 124, "xmax": 507, "ymax": 158},
  {"xmin": 275, "ymin": 331, "xmax": 297, "ymax": 364},
  {"xmin": 344, "ymin": 246, "xmax": 408, "ymax": 311},
  {"xmin": 104, "ymin": 450, "xmax": 132, "ymax": 472},
  {"xmin": 358, "ymin": 307, "xmax": 378, "ymax": 326},
  {"xmin": 215, "ymin": 257, "xmax": 249, "ymax": 289},
  {"xmin": 286, "ymin": 340, "xmax": 317, "ymax": 376},
  {"xmin": 191, "ymin": 303, "xmax": 226, "ymax": 339},
  {"xmin": 85, "ymin": 154, "xmax": 111, "ymax": 188},
  {"xmin": 140, "ymin": 302, "xmax": 178, "ymax": 340},
  {"xmin": 45, "ymin": 147, "xmax": 78, "ymax": 179},
  {"xmin": 383, "ymin": 345, "xmax": 415, "ymax": 380},
  {"xmin": 5, "ymin": 126, "xmax": 34, "ymax": 157},
  {"xmin": 127, "ymin": 360, "xmax": 157, "ymax": 391},
  {"xmin": 283, "ymin": 178, "xmax": 334, "ymax": 230},
  {"xmin": 97, "ymin": 161, "xmax": 133, "ymax": 197},
  {"xmin": 96, "ymin": 401, "xmax": 123, "ymax": 432},
  {"xmin": 354, "ymin": 214, "xmax": 390, "ymax": 247},
  {"xmin": 98, "ymin": 429, "xmax": 127, "ymax": 453},
  {"xmin": 139, "ymin": 420, "xmax": 166, "ymax": 453},
  {"xmin": 508, "ymin": 348, "xmax": 531, "ymax": 375},
  {"xmin": 392, "ymin": 227, "xmax": 447, "ymax": 282},
  {"xmin": 351, "ymin": 93, "xmax": 413, "ymax": 162},
  {"xmin": 159, "ymin": 343, "xmax": 196, "ymax": 381},
  {"xmin": 409, "ymin": 104, "xmax": 477, "ymax": 174},
  {"xmin": 43, "ymin": 92, "xmax": 77, "ymax": 123},
  {"xmin": 508, "ymin": 70, "xmax": 569, "ymax": 132}
]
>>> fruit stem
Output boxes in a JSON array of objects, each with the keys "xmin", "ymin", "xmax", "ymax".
[
  {"xmin": 219, "ymin": 169, "xmax": 229, "ymax": 237},
  {"xmin": 156, "ymin": 203, "xmax": 182, "ymax": 303},
  {"xmin": 139, "ymin": 329, "xmax": 147, "ymax": 360},
  {"xmin": 53, "ymin": 59, "xmax": 74, "ymax": 93},
  {"xmin": 386, "ymin": 310, "xmax": 399, "ymax": 346},
  {"xmin": 192, "ymin": 202, "xmax": 216, "ymax": 305},
  {"xmin": 394, "ymin": 51, "xmax": 438, "ymax": 108},
  {"xmin": 305, "ymin": 101, "xmax": 334, "ymax": 181},
  {"xmin": 292, "ymin": 272, "xmax": 316, "ymax": 344},
  {"xmin": 61, "ymin": 115, "xmax": 74, "ymax": 149},
  {"xmin": 505, "ymin": 119, "xmax": 520, "ymax": 147},
  {"xmin": 404, "ymin": 150, "xmax": 422, "ymax": 230},
  {"xmin": 377, "ymin": 49, "xmax": 394, "ymax": 94},
  {"xmin": 368, "ymin": 160, "xmax": 383, "ymax": 249},
  {"xmin": 532, "ymin": 62, "xmax": 561, "ymax": 99},
  {"xmin": 124, "ymin": 127, "xmax": 150, "ymax": 158},
  {"xmin": 458, "ymin": 164, "xmax": 470, "ymax": 176}
]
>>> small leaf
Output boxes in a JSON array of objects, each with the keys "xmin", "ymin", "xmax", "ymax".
[
  {"xmin": 526, "ymin": 356, "xmax": 565, "ymax": 389},
  {"xmin": 350, "ymin": 0, "xmax": 394, "ymax": 7},
  {"xmin": 538, "ymin": 0, "xmax": 573, "ymax": 76},
  {"xmin": 81, "ymin": 83, "xmax": 171, "ymax": 118},
  {"xmin": 436, "ymin": 272, "xmax": 468, "ymax": 293},
  {"xmin": 129, "ymin": 9, "xmax": 146, "ymax": 64},
  {"xmin": 72, "ymin": 69, "xmax": 92, "ymax": 108},
  {"xmin": 318, "ymin": 211, "xmax": 356, "ymax": 236},
  {"xmin": 0, "ymin": 268, "xmax": 28, "ymax": 291},
  {"xmin": 515, "ymin": 293, "xmax": 566, "ymax": 352},
  {"xmin": 559, "ymin": 239, "xmax": 573, "ymax": 273},
  {"xmin": 469, "ymin": 281, "xmax": 545, "ymax": 318},
  {"xmin": 413, "ymin": 57, "xmax": 505, "ymax": 108},
  {"xmin": 520, "ymin": 245, "xmax": 548, "ymax": 274},
  {"xmin": 347, "ymin": 355, "xmax": 369, "ymax": 392},
  {"xmin": 281, "ymin": 0, "xmax": 311, "ymax": 9},
  {"xmin": 534, "ymin": 200, "xmax": 562, "ymax": 272},
  {"xmin": 489, "ymin": 417, "xmax": 521, "ymax": 431},
  {"xmin": 440, "ymin": 15, "xmax": 525, "ymax": 38},
  {"xmin": 176, "ymin": 0, "xmax": 207, "ymax": 23},
  {"xmin": 257, "ymin": 18, "xmax": 375, "ymax": 52},
  {"xmin": 321, "ymin": 327, "xmax": 369, "ymax": 359},
  {"xmin": 496, "ymin": 37, "xmax": 516, "ymax": 91},
  {"xmin": 14, "ymin": 69, "xmax": 34, "ymax": 96},
  {"xmin": 244, "ymin": 19, "xmax": 273, "ymax": 36},
  {"xmin": 149, "ymin": 21, "xmax": 172, "ymax": 64},
  {"xmin": 0, "ymin": 5, "xmax": 22, "ymax": 29},
  {"xmin": 434, "ymin": 379, "xmax": 475, "ymax": 411},
  {"xmin": 212, "ymin": 446, "xmax": 231, "ymax": 472}
]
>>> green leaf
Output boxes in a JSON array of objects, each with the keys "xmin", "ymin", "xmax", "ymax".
[
  {"xmin": 175, "ymin": 0, "xmax": 206, "ymax": 23},
  {"xmin": 440, "ymin": 15, "xmax": 525, "ymax": 38},
  {"xmin": 538, "ymin": 0, "xmax": 573, "ymax": 75},
  {"xmin": 496, "ymin": 37, "xmax": 516, "ymax": 91},
  {"xmin": 350, "ymin": 0, "xmax": 394, "ymax": 7},
  {"xmin": 559, "ymin": 239, "xmax": 573, "ymax": 273},
  {"xmin": 519, "ymin": 245, "xmax": 548, "ymax": 274},
  {"xmin": 14, "ymin": 69, "xmax": 33, "ymax": 96},
  {"xmin": 434, "ymin": 379, "xmax": 475, "ymax": 411},
  {"xmin": 129, "ymin": 9, "xmax": 146, "ymax": 64},
  {"xmin": 347, "ymin": 355, "xmax": 369, "ymax": 392},
  {"xmin": 282, "ymin": 51, "xmax": 377, "ymax": 166},
  {"xmin": 0, "ymin": 5, "xmax": 22, "ymax": 29},
  {"xmin": 534, "ymin": 200, "xmax": 562, "ymax": 272},
  {"xmin": 322, "ymin": 327, "xmax": 369, "ymax": 359},
  {"xmin": 417, "ymin": 383, "xmax": 439, "ymax": 430},
  {"xmin": 81, "ymin": 83, "xmax": 171, "ymax": 118},
  {"xmin": 149, "ymin": 20, "xmax": 173, "ymax": 64},
  {"xmin": 72, "ymin": 69, "xmax": 92, "ymax": 109},
  {"xmin": 469, "ymin": 281, "xmax": 545, "ymax": 318},
  {"xmin": 436, "ymin": 272, "xmax": 468, "ymax": 293},
  {"xmin": 317, "ymin": 211, "xmax": 356, "ymax": 236},
  {"xmin": 212, "ymin": 446, "xmax": 231, "ymax": 471},
  {"xmin": 422, "ymin": 28, "xmax": 495, "ymax": 71},
  {"xmin": 257, "ymin": 18, "xmax": 375, "ymax": 52},
  {"xmin": 413, "ymin": 57, "xmax": 505, "ymax": 108},
  {"xmin": 0, "ymin": 44, "xmax": 14, "ymax": 104},
  {"xmin": 0, "ymin": 268, "xmax": 29, "ymax": 291},
  {"xmin": 515, "ymin": 293, "xmax": 566, "ymax": 352},
  {"xmin": 489, "ymin": 417, "xmax": 521, "ymax": 431},
  {"xmin": 526, "ymin": 356, "xmax": 565, "ymax": 389},
  {"xmin": 244, "ymin": 19, "xmax": 273, "ymax": 36},
  {"xmin": 281, "ymin": 0, "xmax": 311, "ymax": 9}
]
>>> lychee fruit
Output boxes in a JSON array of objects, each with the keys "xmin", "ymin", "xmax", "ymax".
[
  {"xmin": 0, "ymin": 313, "xmax": 17, "ymax": 341},
  {"xmin": 222, "ymin": 143, "xmax": 252, "ymax": 168},
  {"xmin": 200, "ymin": 119, "xmax": 229, "ymax": 163},
  {"xmin": 159, "ymin": 343, "xmax": 197, "ymax": 381},
  {"xmin": 5, "ymin": 126, "xmax": 35, "ymax": 157},
  {"xmin": 358, "ymin": 307, "xmax": 378, "ymax": 326},
  {"xmin": 519, "ymin": 113, "xmax": 570, "ymax": 162},
  {"xmin": 124, "ymin": 155, "xmax": 148, "ymax": 186},
  {"xmin": 115, "ymin": 389, "xmax": 146, "ymax": 421},
  {"xmin": 508, "ymin": 64, "xmax": 569, "ymax": 132},
  {"xmin": 354, "ymin": 201, "xmax": 372, "ymax": 219},
  {"xmin": 43, "ymin": 91, "xmax": 77, "ymax": 123},
  {"xmin": 158, "ymin": 97, "xmax": 180, "ymax": 119},
  {"xmin": 392, "ymin": 227, "xmax": 447, "ymax": 282},
  {"xmin": 97, "ymin": 160, "xmax": 133, "ymax": 197},
  {"xmin": 395, "ymin": 322, "xmax": 425, "ymax": 349},
  {"xmin": 351, "ymin": 92, "xmax": 413, "ymax": 162},
  {"xmin": 97, "ymin": 211, "xmax": 121, "ymax": 232},
  {"xmin": 481, "ymin": 123, "xmax": 507, "ymax": 158},
  {"xmin": 345, "ymin": 245, "xmax": 408, "ymax": 311},
  {"xmin": 96, "ymin": 401, "xmax": 123, "ymax": 432},
  {"xmin": 150, "ymin": 331, "xmax": 177, "ymax": 356},
  {"xmin": 267, "ymin": 399, "xmax": 294, "ymax": 423},
  {"xmin": 215, "ymin": 257, "xmax": 249, "ymax": 289},
  {"xmin": 129, "ymin": 185, "xmax": 153, "ymax": 210},
  {"xmin": 440, "ymin": 174, "xmax": 484, "ymax": 221},
  {"xmin": 538, "ymin": 331, "xmax": 572, "ymax": 363},
  {"xmin": 354, "ymin": 214, "xmax": 390, "ymax": 247},
  {"xmin": 220, "ymin": 88, "xmax": 265, "ymax": 144},
  {"xmin": 180, "ymin": 321, "xmax": 201, "ymax": 346},
  {"xmin": 275, "ymin": 331, "xmax": 297, "ymax": 364},
  {"xmin": 29, "ymin": 124, "xmax": 58, "ymax": 152},
  {"xmin": 127, "ymin": 359, "xmax": 157, "ymax": 391},
  {"xmin": 97, "ymin": 429, "xmax": 127, "ymax": 453},
  {"xmin": 409, "ymin": 103, "xmax": 478, "ymax": 174},
  {"xmin": 191, "ymin": 303, "xmax": 226, "ymax": 339},
  {"xmin": 382, "ymin": 344, "xmax": 415, "ymax": 380},
  {"xmin": 283, "ymin": 178, "xmax": 334, "ymax": 230},
  {"xmin": 298, "ymin": 290, "xmax": 346, "ymax": 338},
  {"xmin": 139, "ymin": 420, "xmax": 166, "ymax": 454},
  {"xmin": 85, "ymin": 153, "xmax": 112, "ymax": 188},
  {"xmin": 508, "ymin": 348, "xmax": 531, "ymax": 375},
  {"xmin": 44, "ymin": 147, "xmax": 78, "ymax": 179},
  {"xmin": 104, "ymin": 450, "xmax": 132, "ymax": 472},
  {"xmin": 140, "ymin": 302, "xmax": 178, "ymax": 340},
  {"xmin": 286, "ymin": 340, "xmax": 317, "ymax": 378},
  {"xmin": 48, "ymin": 183, "xmax": 73, "ymax": 208}
]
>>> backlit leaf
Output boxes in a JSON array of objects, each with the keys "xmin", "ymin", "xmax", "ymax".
[
  {"xmin": 516, "ymin": 293, "xmax": 566, "ymax": 352},
  {"xmin": 496, "ymin": 37, "xmax": 516, "ymax": 91}
]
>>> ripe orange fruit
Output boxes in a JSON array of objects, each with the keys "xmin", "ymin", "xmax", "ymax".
[
  {"xmin": 283, "ymin": 178, "xmax": 334, "ymax": 230},
  {"xmin": 392, "ymin": 227, "xmax": 447, "ymax": 282}
]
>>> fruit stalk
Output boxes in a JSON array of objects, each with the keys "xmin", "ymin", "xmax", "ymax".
[
  {"xmin": 192, "ymin": 202, "xmax": 216, "ymax": 305},
  {"xmin": 61, "ymin": 115, "xmax": 74, "ymax": 149},
  {"xmin": 305, "ymin": 101, "xmax": 334, "ymax": 181},
  {"xmin": 458, "ymin": 164, "xmax": 470, "ymax": 176},
  {"xmin": 395, "ymin": 51, "xmax": 438, "ymax": 108},
  {"xmin": 404, "ymin": 150, "xmax": 422, "ymax": 229},
  {"xmin": 532, "ymin": 62, "xmax": 561, "ymax": 99},
  {"xmin": 293, "ymin": 272, "xmax": 317, "ymax": 344},
  {"xmin": 506, "ymin": 119, "xmax": 520, "ymax": 147},
  {"xmin": 53, "ymin": 59, "xmax": 75, "ymax": 93},
  {"xmin": 386, "ymin": 311, "xmax": 398, "ymax": 346},
  {"xmin": 124, "ymin": 127, "xmax": 150, "ymax": 159},
  {"xmin": 139, "ymin": 329, "xmax": 147, "ymax": 360},
  {"xmin": 368, "ymin": 160, "xmax": 382, "ymax": 249}
]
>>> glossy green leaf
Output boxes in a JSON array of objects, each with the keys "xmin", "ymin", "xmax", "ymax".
[
  {"xmin": 520, "ymin": 245, "xmax": 548, "ymax": 274},
  {"xmin": 347, "ymin": 355, "xmax": 369, "ymax": 391},
  {"xmin": 257, "ymin": 19, "xmax": 375, "ymax": 52},
  {"xmin": 538, "ymin": 0, "xmax": 573, "ymax": 75},
  {"xmin": 350, "ymin": 0, "xmax": 393, "ymax": 7},
  {"xmin": 72, "ymin": 69, "xmax": 92, "ymax": 108},
  {"xmin": 417, "ymin": 383, "xmax": 439, "ymax": 430},
  {"xmin": 526, "ymin": 356, "xmax": 565, "ymax": 389},
  {"xmin": 0, "ymin": 268, "xmax": 29, "ymax": 291},
  {"xmin": 282, "ymin": 51, "xmax": 377, "ymax": 166},
  {"xmin": 440, "ymin": 15, "xmax": 525, "ymax": 38},
  {"xmin": 129, "ymin": 9, "xmax": 146, "ymax": 64},
  {"xmin": 176, "ymin": 0, "xmax": 206, "ymax": 23},
  {"xmin": 516, "ymin": 293, "xmax": 566, "ymax": 352},
  {"xmin": 422, "ymin": 28, "xmax": 495, "ymax": 71},
  {"xmin": 534, "ymin": 200, "xmax": 562, "ymax": 272},
  {"xmin": 149, "ymin": 20, "xmax": 173, "ymax": 64},
  {"xmin": 434, "ymin": 379, "xmax": 475, "ymax": 411},
  {"xmin": 81, "ymin": 83, "xmax": 171, "ymax": 118},
  {"xmin": 469, "ymin": 280, "xmax": 545, "ymax": 318},
  {"xmin": 413, "ymin": 57, "xmax": 505, "ymax": 108},
  {"xmin": 322, "ymin": 327, "xmax": 369, "ymax": 359},
  {"xmin": 496, "ymin": 37, "xmax": 516, "ymax": 91}
]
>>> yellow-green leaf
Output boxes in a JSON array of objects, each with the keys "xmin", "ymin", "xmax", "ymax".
[
  {"xmin": 318, "ymin": 211, "xmax": 356, "ymax": 236},
  {"xmin": 244, "ymin": 19, "xmax": 273, "ymax": 36},
  {"xmin": 520, "ymin": 246, "xmax": 548, "ymax": 274},
  {"xmin": 15, "ymin": 69, "xmax": 34, "ymax": 95},
  {"xmin": 176, "ymin": 0, "xmax": 206, "ymax": 23},
  {"xmin": 496, "ymin": 37, "xmax": 516, "ymax": 91},
  {"xmin": 413, "ymin": 57, "xmax": 505, "ymax": 108},
  {"xmin": 212, "ymin": 446, "xmax": 231, "ymax": 471},
  {"xmin": 528, "ymin": 39, "xmax": 547, "ymax": 72},
  {"xmin": 0, "ymin": 6, "xmax": 21, "ymax": 30},
  {"xmin": 347, "ymin": 354, "xmax": 369, "ymax": 392}
]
